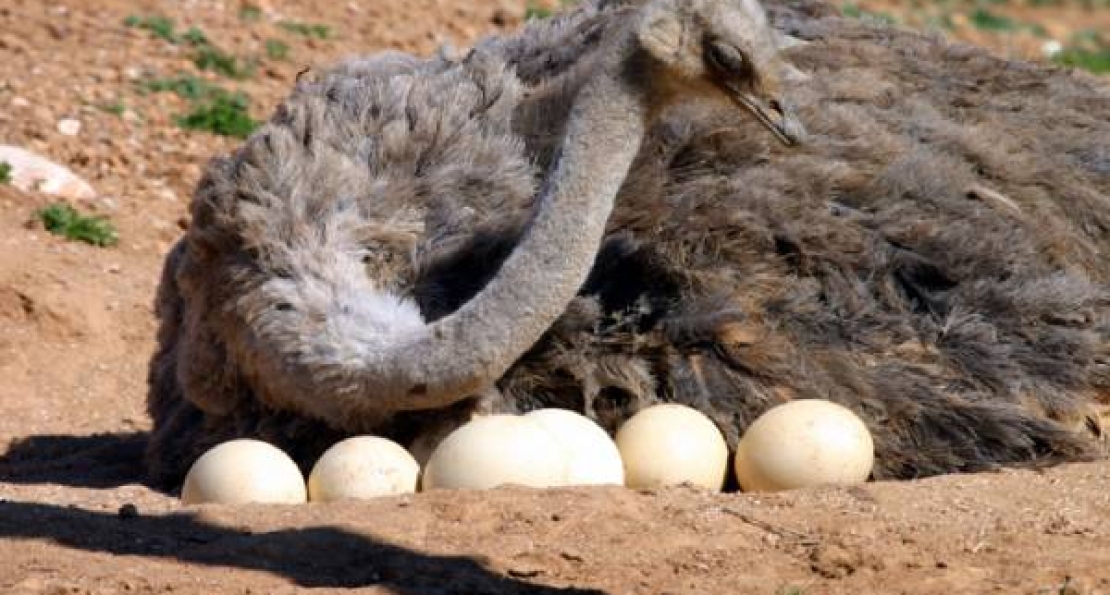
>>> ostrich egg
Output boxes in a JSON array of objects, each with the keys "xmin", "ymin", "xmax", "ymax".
[
  {"xmin": 525, "ymin": 408, "xmax": 624, "ymax": 486},
  {"xmin": 734, "ymin": 399, "xmax": 874, "ymax": 492},
  {"xmin": 308, "ymin": 436, "xmax": 420, "ymax": 502},
  {"xmin": 615, "ymin": 403, "xmax": 729, "ymax": 491},
  {"xmin": 421, "ymin": 414, "xmax": 566, "ymax": 490},
  {"xmin": 181, "ymin": 439, "xmax": 307, "ymax": 505}
]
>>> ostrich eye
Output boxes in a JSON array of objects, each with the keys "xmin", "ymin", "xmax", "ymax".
[{"xmin": 705, "ymin": 40, "xmax": 749, "ymax": 76}]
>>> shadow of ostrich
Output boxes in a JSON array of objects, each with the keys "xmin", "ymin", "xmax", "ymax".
[{"xmin": 0, "ymin": 499, "xmax": 606, "ymax": 593}]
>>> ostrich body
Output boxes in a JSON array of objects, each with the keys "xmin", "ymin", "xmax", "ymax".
[
  {"xmin": 146, "ymin": 0, "xmax": 801, "ymax": 486},
  {"xmin": 148, "ymin": 0, "xmax": 1110, "ymax": 486},
  {"xmin": 450, "ymin": 0, "xmax": 1110, "ymax": 479}
]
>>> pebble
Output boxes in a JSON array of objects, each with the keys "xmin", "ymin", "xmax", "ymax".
[
  {"xmin": 1041, "ymin": 40, "xmax": 1063, "ymax": 59},
  {"xmin": 0, "ymin": 145, "xmax": 97, "ymax": 200},
  {"xmin": 57, "ymin": 118, "xmax": 82, "ymax": 136},
  {"xmin": 118, "ymin": 503, "xmax": 139, "ymax": 519}
]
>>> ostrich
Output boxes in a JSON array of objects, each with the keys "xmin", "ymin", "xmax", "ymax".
[
  {"xmin": 441, "ymin": 0, "xmax": 1110, "ymax": 479},
  {"xmin": 146, "ymin": 0, "xmax": 804, "ymax": 486},
  {"xmin": 148, "ymin": 0, "xmax": 1110, "ymax": 486}
]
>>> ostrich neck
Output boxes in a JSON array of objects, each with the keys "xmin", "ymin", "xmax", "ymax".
[{"xmin": 389, "ymin": 51, "xmax": 651, "ymax": 410}]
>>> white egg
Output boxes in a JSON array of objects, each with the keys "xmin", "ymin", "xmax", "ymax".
[
  {"xmin": 524, "ymin": 408, "xmax": 624, "ymax": 486},
  {"xmin": 734, "ymin": 399, "xmax": 874, "ymax": 493},
  {"xmin": 307, "ymin": 436, "xmax": 420, "ymax": 502},
  {"xmin": 615, "ymin": 403, "xmax": 729, "ymax": 491},
  {"xmin": 181, "ymin": 439, "xmax": 306, "ymax": 505},
  {"xmin": 421, "ymin": 414, "xmax": 566, "ymax": 491}
]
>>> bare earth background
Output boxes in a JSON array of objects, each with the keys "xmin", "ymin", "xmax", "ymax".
[{"xmin": 2, "ymin": 0, "xmax": 1110, "ymax": 593}]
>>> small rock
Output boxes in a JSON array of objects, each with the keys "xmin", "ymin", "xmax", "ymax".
[
  {"xmin": 57, "ymin": 118, "xmax": 82, "ymax": 136},
  {"xmin": 98, "ymin": 196, "xmax": 119, "ymax": 211},
  {"xmin": 46, "ymin": 22, "xmax": 68, "ymax": 40},
  {"xmin": 118, "ymin": 503, "xmax": 139, "ymax": 519},
  {"xmin": 106, "ymin": 264, "xmax": 122, "ymax": 274},
  {"xmin": 1041, "ymin": 40, "xmax": 1063, "ymax": 59},
  {"xmin": 0, "ymin": 145, "xmax": 97, "ymax": 200},
  {"xmin": 10, "ymin": 97, "xmax": 30, "ymax": 108}
]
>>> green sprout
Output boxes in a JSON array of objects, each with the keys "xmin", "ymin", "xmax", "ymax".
[
  {"xmin": 174, "ymin": 91, "xmax": 258, "ymax": 138},
  {"xmin": 38, "ymin": 203, "xmax": 119, "ymax": 247},
  {"xmin": 124, "ymin": 14, "xmax": 177, "ymax": 43},
  {"xmin": 265, "ymin": 38, "xmax": 290, "ymax": 61},
  {"xmin": 193, "ymin": 45, "xmax": 254, "ymax": 79},
  {"xmin": 278, "ymin": 21, "xmax": 331, "ymax": 39}
]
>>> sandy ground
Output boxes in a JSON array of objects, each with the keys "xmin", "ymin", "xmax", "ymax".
[{"xmin": 2, "ymin": 0, "xmax": 1110, "ymax": 593}]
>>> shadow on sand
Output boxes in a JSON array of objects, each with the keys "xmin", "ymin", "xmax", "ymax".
[
  {"xmin": 0, "ymin": 497, "xmax": 604, "ymax": 593},
  {"xmin": 0, "ymin": 431, "xmax": 149, "ymax": 488}
]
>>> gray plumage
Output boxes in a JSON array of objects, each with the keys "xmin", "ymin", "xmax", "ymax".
[{"xmin": 147, "ymin": 0, "xmax": 1110, "ymax": 488}]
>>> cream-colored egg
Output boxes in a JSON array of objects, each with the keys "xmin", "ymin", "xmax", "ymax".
[
  {"xmin": 307, "ymin": 436, "xmax": 419, "ymax": 502},
  {"xmin": 524, "ymin": 408, "xmax": 624, "ymax": 486},
  {"xmin": 734, "ymin": 399, "xmax": 874, "ymax": 492},
  {"xmin": 615, "ymin": 403, "xmax": 729, "ymax": 491},
  {"xmin": 181, "ymin": 439, "xmax": 306, "ymax": 505},
  {"xmin": 421, "ymin": 414, "xmax": 566, "ymax": 491}
]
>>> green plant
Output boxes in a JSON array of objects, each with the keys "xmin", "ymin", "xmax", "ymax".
[
  {"xmin": 124, "ymin": 15, "xmax": 211, "ymax": 48},
  {"xmin": 181, "ymin": 26, "xmax": 209, "ymax": 46},
  {"xmin": 0, "ymin": 161, "xmax": 11, "ymax": 184},
  {"xmin": 969, "ymin": 8, "xmax": 1018, "ymax": 31},
  {"xmin": 1052, "ymin": 30, "xmax": 1110, "ymax": 75},
  {"xmin": 1053, "ymin": 47, "xmax": 1110, "ymax": 74},
  {"xmin": 124, "ymin": 14, "xmax": 178, "ymax": 43},
  {"xmin": 840, "ymin": 3, "xmax": 897, "ymax": 24},
  {"xmin": 525, "ymin": 3, "xmax": 553, "ymax": 19},
  {"xmin": 38, "ymin": 203, "xmax": 119, "ymax": 247},
  {"xmin": 840, "ymin": 2, "xmax": 896, "ymax": 23},
  {"xmin": 193, "ymin": 45, "xmax": 254, "ymax": 79},
  {"xmin": 278, "ymin": 21, "xmax": 331, "ymax": 39},
  {"xmin": 925, "ymin": 13, "xmax": 955, "ymax": 31},
  {"xmin": 98, "ymin": 101, "xmax": 126, "ymax": 116},
  {"xmin": 265, "ymin": 38, "xmax": 290, "ymax": 60},
  {"xmin": 174, "ymin": 92, "xmax": 258, "ymax": 138},
  {"xmin": 239, "ymin": 5, "xmax": 263, "ymax": 21},
  {"xmin": 139, "ymin": 74, "xmax": 223, "ymax": 100}
]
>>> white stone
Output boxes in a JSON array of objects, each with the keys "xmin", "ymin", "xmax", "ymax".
[
  {"xmin": 57, "ymin": 118, "xmax": 81, "ymax": 136},
  {"xmin": 0, "ymin": 145, "xmax": 96, "ymax": 200},
  {"xmin": 1041, "ymin": 40, "xmax": 1063, "ymax": 59}
]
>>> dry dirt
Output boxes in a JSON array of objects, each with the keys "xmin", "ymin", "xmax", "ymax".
[{"xmin": 2, "ymin": 0, "xmax": 1110, "ymax": 593}]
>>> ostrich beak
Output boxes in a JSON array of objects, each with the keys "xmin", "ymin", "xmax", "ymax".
[{"xmin": 731, "ymin": 90, "xmax": 806, "ymax": 147}]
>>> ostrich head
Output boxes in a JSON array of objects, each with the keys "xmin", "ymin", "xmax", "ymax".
[{"xmin": 632, "ymin": 0, "xmax": 806, "ymax": 145}]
